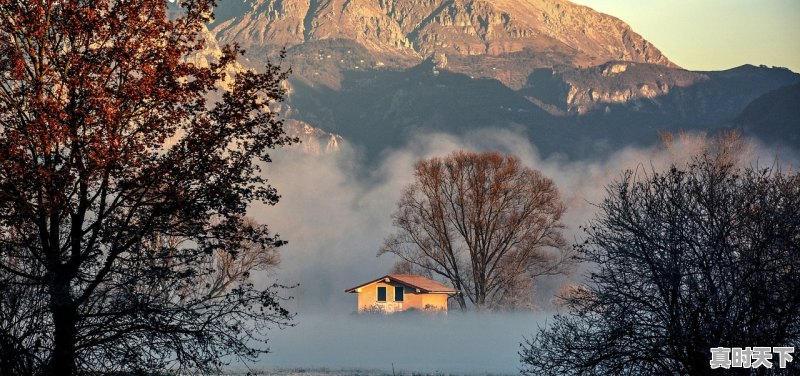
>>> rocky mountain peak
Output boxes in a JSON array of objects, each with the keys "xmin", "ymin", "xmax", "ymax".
[{"xmin": 211, "ymin": 0, "xmax": 676, "ymax": 88}]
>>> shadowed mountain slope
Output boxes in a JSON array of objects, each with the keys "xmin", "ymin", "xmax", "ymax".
[{"xmin": 734, "ymin": 82, "xmax": 800, "ymax": 146}]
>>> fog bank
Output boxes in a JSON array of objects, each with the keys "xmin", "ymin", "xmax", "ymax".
[
  {"xmin": 251, "ymin": 129, "xmax": 795, "ymax": 313},
  {"xmin": 243, "ymin": 129, "xmax": 796, "ymax": 372},
  {"xmin": 257, "ymin": 312, "xmax": 545, "ymax": 374}
]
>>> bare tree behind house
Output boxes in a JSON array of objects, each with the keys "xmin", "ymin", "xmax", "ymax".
[{"xmin": 380, "ymin": 151, "xmax": 575, "ymax": 310}]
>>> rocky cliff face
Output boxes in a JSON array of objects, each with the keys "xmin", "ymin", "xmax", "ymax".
[
  {"xmin": 211, "ymin": 0, "xmax": 676, "ymax": 88},
  {"xmin": 283, "ymin": 119, "xmax": 344, "ymax": 155},
  {"xmin": 190, "ymin": 25, "xmax": 343, "ymax": 155},
  {"xmin": 519, "ymin": 63, "xmax": 799, "ymax": 120},
  {"xmin": 522, "ymin": 62, "xmax": 706, "ymax": 115},
  {"xmin": 187, "ymin": 24, "xmax": 248, "ymax": 91}
]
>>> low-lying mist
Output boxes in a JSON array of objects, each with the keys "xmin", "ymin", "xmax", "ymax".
[
  {"xmin": 257, "ymin": 312, "xmax": 546, "ymax": 374},
  {"xmin": 244, "ymin": 128, "xmax": 796, "ymax": 372}
]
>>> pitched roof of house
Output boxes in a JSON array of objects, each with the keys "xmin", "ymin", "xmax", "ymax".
[{"xmin": 345, "ymin": 274, "xmax": 458, "ymax": 294}]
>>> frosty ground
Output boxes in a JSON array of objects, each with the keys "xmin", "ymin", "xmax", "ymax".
[{"xmin": 235, "ymin": 312, "xmax": 546, "ymax": 375}]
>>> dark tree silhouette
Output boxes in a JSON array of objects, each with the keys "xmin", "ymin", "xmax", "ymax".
[
  {"xmin": 0, "ymin": 0, "xmax": 295, "ymax": 374},
  {"xmin": 380, "ymin": 151, "xmax": 574, "ymax": 310},
  {"xmin": 521, "ymin": 152, "xmax": 800, "ymax": 375}
]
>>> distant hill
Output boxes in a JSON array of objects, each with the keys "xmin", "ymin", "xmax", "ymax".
[
  {"xmin": 735, "ymin": 82, "xmax": 800, "ymax": 146},
  {"xmin": 285, "ymin": 60, "xmax": 799, "ymax": 159},
  {"xmin": 522, "ymin": 63, "xmax": 799, "ymax": 122}
]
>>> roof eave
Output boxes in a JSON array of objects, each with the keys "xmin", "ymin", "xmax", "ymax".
[
  {"xmin": 345, "ymin": 274, "xmax": 458, "ymax": 294},
  {"xmin": 344, "ymin": 275, "xmax": 391, "ymax": 293}
]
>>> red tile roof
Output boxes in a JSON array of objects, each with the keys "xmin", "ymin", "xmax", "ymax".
[{"xmin": 345, "ymin": 274, "xmax": 457, "ymax": 294}]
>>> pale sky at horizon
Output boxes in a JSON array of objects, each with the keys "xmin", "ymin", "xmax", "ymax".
[{"xmin": 571, "ymin": 0, "xmax": 800, "ymax": 73}]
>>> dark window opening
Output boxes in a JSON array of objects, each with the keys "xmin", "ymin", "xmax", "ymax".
[
  {"xmin": 377, "ymin": 286, "xmax": 386, "ymax": 302},
  {"xmin": 395, "ymin": 286, "xmax": 404, "ymax": 302}
]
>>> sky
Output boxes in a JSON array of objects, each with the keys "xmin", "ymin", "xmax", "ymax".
[{"xmin": 571, "ymin": 0, "xmax": 800, "ymax": 72}]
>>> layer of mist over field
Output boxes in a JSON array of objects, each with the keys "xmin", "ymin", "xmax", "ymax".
[
  {"xmin": 243, "ymin": 129, "xmax": 796, "ymax": 373},
  {"xmin": 257, "ymin": 312, "xmax": 544, "ymax": 374}
]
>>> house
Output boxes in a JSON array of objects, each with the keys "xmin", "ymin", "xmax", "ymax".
[{"xmin": 345, "ymin": 274, "xmax": 458, "ymax": 313}]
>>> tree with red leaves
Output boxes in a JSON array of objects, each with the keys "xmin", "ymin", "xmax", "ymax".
[{"xmin": 0, "ymin": 0, "xmax": 295, "ymax": 374}]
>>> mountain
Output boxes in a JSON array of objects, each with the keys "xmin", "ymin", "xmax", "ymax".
[
  {"xmin": 285, "ymin": 60, "xmax": 798, "ymax": 159},
  {"xmin": 521, "ymin": 63, "xmax": 799, "ymax": 122},
  {"xmin": 211, "ymin": 0, "xmax": 675, "ymax": 89},
  {"xmin": 200, "ymin": 1, "xmax": 800, "ymax": 160}
]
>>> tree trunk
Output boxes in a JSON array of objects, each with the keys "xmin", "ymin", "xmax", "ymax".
[
  {"xmin": 47, "ymin": 281, "xmax": 78, "ymax": 376},
  {"xmin": 456, "ymin": 292, "xmax": 467, "ymax": 310},
  {"xmin": 451, "ymin": 281, "xmax": 468, "ymax": 310}
]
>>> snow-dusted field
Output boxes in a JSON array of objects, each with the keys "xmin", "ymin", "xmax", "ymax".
[{"xmin": 246, "ymin": 312, "xmax": 547, "ymax": 375}]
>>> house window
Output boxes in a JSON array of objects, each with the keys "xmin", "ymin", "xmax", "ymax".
[
  {"xmin": 377, "ymin": 286, "xmax": 386, "ymax": 302},
  {"xmin": 395, "ymin": 286, "xmax": 404, "ymax": 302}
]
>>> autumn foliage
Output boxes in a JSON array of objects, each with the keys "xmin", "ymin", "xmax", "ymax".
[{"xmin": 0, "ymin": 0, "xmax": 295, "ymax": 374}]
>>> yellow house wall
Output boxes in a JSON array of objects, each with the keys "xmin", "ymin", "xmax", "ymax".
[
  {"xmin": 355, "ymin": 280, "xmax": 449, "ymax": 312},
  {"xmin": 422, "ymin": 293, "xmax": 449, "ymax": 309}
]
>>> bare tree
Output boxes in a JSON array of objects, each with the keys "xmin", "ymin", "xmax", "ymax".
[
  {"xmin": 0, "ymin": 0, "xmax": 296, "ymax": 374},
  {"xmin": 379, "ymin": 151, "xmax": 574, "ymax": 310},
  {"xmin": 658, "ymin": 129, "xmax": 752, "ymax": 168},
  {"xmin": 521, "ymin": 152, "xmax": 800, "ymax": 375}
]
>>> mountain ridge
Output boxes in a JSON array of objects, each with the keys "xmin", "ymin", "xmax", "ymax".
[
  {"xmin": 198, "ymin": 1, "xmax": 800, "ymax": 160},
  {"xmin": 211, "ymin": 0, "xmax": 676, "ymax": 88},
  {"xmin": 735, "ymin": 82, "xmax": 800, "ymax": 146}
]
